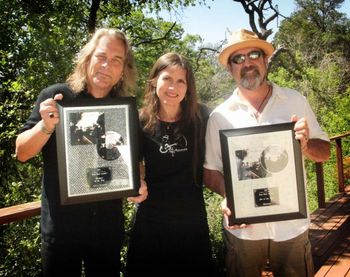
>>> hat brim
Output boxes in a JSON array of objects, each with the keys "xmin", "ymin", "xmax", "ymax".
[{"xmin": 218, "ymin": 39, "xmax": 274, "ymax": 66}]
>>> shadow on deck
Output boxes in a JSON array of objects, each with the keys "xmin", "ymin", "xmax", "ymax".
[
  {"xmin": 310, "ymin": 189, "xmax": 350, "ymax": 276},
  {"xmin": 261, "ymin": 188, "xmax": 350, "ymax": 277}
]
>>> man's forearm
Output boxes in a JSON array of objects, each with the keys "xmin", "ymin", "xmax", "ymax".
[
  {"xmin": 203, "ymin": 168, "xmax": 226, "ymax": 197},
  {"xmin": 302, "ymin": 138, "xmax": 331, "ymax": 163},
  {"xmin": 16, "ymin": 120, "xmax": 52, "ymax": 162}
]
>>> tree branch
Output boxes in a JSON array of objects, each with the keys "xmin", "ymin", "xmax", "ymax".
[
  {"xmin": 88, "ymin": 0, "xmax": 101, "ymax": 34},
  {"xmin": 132, "ymin": 22, "xmax": 177, "ymax": 47},
  {"xmin": 232, "ymin": 0, "xmax": 281, "ymax": 40}
]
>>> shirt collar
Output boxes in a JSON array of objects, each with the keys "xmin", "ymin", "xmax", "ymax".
[{"xmin": 227, "ymin": 82, "xmax": 287, "ymax": 111}]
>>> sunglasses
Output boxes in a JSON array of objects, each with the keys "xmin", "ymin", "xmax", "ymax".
[{"xmin": 229, "ymin": 50, "xmax": 263, "ymax": 65}]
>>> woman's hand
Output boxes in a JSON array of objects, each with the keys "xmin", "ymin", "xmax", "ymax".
[{"xmin": 127, "ymin": 179, "xmax": 148, "ymax": 203}]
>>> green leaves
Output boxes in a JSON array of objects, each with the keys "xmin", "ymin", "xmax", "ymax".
[
  {"xmin": 1, "ymin": 0, "xmax": 348, "ymax": 275},
  {"xmin": 1, "ymin": 1, "xmax": 213, "ymax": 275},
  {"xmin": 271, "ymin": 0, "xmax": 350, "ymax": 221}
]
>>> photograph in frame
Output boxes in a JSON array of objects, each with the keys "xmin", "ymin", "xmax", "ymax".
[
  {"xmin": 55, "ymin": 97, "xmax": 140, "ymax": 205},
  {"xmin": 220, "ymin": 122, "xmax": 307, "ymax": 225}
]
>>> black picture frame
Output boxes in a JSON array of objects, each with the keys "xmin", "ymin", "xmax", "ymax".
[
  {"xmin": 220, "ymin": 122, "xmax": 307, "ymax": 225},
  {"xmin": 55, "ymin": 97, "xmax": 140, "ymax": 205}
]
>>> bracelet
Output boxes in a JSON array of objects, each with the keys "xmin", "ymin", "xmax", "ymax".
[{"xmin": 40, "ymin": 121, "xmax": 54, "ymax": 135}]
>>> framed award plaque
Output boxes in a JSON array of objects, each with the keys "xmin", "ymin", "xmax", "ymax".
[
  {"xmin": 220, "ymin": 122, "xmax": 307, "ymax": 225},
  {"xmin": 55, "ymin": 97, "xmax": 140, "ymax": 205}
]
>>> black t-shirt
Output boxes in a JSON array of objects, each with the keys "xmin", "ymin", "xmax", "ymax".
[
  {"xmin": 137, "ymin": 105, "xmax": 210, "ymax": 224},
  {"xmin": 21, "ymin": 83, "xmax": 124, "ymax": 245}
]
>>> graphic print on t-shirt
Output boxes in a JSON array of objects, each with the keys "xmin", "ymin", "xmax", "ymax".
[{"xmin": 159, "ymin": 134, "xmax": 188, "ymax": 157}]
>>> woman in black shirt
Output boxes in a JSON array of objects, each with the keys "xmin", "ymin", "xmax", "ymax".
[{"xmin": 126, "ymin": 52, "xmax": 216, "ymax": 276}]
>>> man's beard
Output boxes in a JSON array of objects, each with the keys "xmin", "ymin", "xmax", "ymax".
[{"xmin": 239, "ymin": 66, "xmax": 265, "ymax": 90}]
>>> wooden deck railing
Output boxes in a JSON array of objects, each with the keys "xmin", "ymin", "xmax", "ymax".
[
  {"xmin": 1, "ymin": 131, "xmax": 349, "ymax": 225},
  {"xmin": 315, "ymin": 131, "xmax": 350, "ymax": 208},
  {"xmin": 0, "ymin": 200, "xmax": 41, "ymax": 225}
]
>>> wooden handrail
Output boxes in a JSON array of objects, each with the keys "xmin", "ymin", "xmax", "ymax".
[
  {"xmin": 316, "ymin": 131, "xmax": 350, "ymax": 207},
  {"xmin": 330, "ymin": 131, "xmax": 350, "ymax": 140},
  {"xmin": 1, "ymin": 132, "xmax": 349, "ymax": 226},
  {"xmin": 0, "ymin": 201, "xmax": 41, "ymax": 225}
]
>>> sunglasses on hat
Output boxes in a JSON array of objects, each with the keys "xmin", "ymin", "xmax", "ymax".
[{"xmin": 229, "ymin": 50, "xmax": 263, "ymax": 65}]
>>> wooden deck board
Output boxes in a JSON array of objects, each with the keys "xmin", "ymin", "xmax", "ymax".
[
  {"xmin": 312, "ymin": 211, "xmax": 350, "ymax": 257},
  {"xmin": 310, "ymin": 190, "xmax": 350, "ymax": 276},
  {"xmin": 315, "ymin": 235, "xmax": 350, "ymax": 276}
]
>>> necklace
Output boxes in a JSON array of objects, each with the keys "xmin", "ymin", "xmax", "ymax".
[
  {"xmin": 161, "ymin": 121, "xmax": 176, "ymax": 135},
  {"xmin": 163, "ymin": 122, "xmax": 173, "ymax": 131},
  {"xmin": 254, "ymin": 85, "xmax": 271, "ymax": 118}
]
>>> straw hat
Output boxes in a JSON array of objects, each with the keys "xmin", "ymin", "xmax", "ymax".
[{"xmin": 218, "ymin": 29, "xmax": 274, "ymax": 66}]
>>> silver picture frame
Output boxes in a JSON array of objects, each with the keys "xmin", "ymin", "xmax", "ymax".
[
  {"xmin": 55, "ymin": 97, "xmax": 140, "ymax": 205},
  {"xmin": 220, "ymin": 122, "xmax": 307, "ymax": 225}
]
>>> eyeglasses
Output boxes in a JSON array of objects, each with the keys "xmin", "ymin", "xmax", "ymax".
[{"xmin": 229, "ymin": 50, "xmax": 263, "ymax": 65}]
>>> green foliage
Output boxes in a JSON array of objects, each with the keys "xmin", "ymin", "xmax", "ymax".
[
  {"xmin": 0, "ymin": 0, "xmax": 214, "ymax": 276},
  {"xmin": 305, "ymin": 156, "xmax": 339, "ymax": 213},
  {"xmin": 268, "ymin": 66, "xmax": 300, "ymax": 89},
  {"xmin": 271, "ymin": 0, "xmax": 350, "ymax": 214},
  {"xmin": 120, "ymin": 200, "xmax": 137, "ymax": 274},
  {"xmin": 319, "ymin": 87, "xmax": 350, "ymax": 137},
  {"xmin": 194, "ymin": 45, "xmax": 234, "ymax": 106},
  {"xmin": 275, "ymin": 0, "xmax": 350, "ymax": 61},
  {"xmin": 1, "ymin": 0, "xmax": 350, "ymax": 275},
  {"xmin": 204, "ymin": 188, "xmax": 225, "ymax": 276},
  {"xmin": 1, "ymin": 1, "xmax": 89, "ymax": 273},
  {"xmin": 0, "ymin": 219, "xmax": 41, "ymax": 277}
]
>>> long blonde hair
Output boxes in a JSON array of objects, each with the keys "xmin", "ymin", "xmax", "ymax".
[{"xmin": 66, "ymin": 28, "xmax": 136, "ymax": 96}]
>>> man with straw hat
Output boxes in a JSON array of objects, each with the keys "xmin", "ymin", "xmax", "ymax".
[{"xmin": 203, "ymin": 29, "xmax": 330, "ymax": 276}]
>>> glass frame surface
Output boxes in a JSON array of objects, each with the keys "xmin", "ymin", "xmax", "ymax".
[
  {"xmin": 220, "ymin": 122, "xmax": 307, "ymax": 225},
  {"xmin": 55, "ymin": 97, "xmax": 140, "ymax": 205}
]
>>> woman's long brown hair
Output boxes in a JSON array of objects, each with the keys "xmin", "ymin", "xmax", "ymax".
[{"xmin": 140, "ymin": 52, "xmax": 203, "ymax": 185}]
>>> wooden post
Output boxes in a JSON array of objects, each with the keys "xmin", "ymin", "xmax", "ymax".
[
  {"xmin": 316, "ymin": 162, "xmax": 325, "ymax": 208},
  {"xmin": 335, "ymin": 138, "xmax": 345, "ymax": 193}
]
